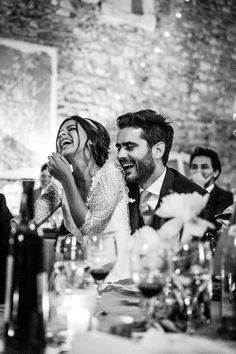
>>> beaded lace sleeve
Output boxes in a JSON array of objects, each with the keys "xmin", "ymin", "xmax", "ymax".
[
  {"xmin": 34, "ymin": 179, "xmax": 63, "ymax": 227},
  {"xmin": 80, "ymin": 162, "xmax": 128, "ymax": 235}
]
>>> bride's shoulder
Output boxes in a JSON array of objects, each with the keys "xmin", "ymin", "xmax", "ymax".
[
  {"xmin": 101, "ymin": 160, "xmax": 124, "ymax": 175},
  {"xmin": 90, "ymin": 161, "xmax": 125, "ymax": 194}
]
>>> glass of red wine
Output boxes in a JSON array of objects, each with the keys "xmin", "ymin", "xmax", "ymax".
[
  {"xmin": 86, "ymin": 232, "xmax": 117, "ymax": 317},
  {"xmin": 130, "ymin": 242, "xmax": 170, "ymax": 329}
]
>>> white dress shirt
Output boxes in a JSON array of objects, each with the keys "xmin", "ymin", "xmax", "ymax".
[
  {"xmin": 205, "ymin": 183, "xmax": 214, "ymax": 194},
  {"xmin": 139, "ymin": 167, "xmax": 167, "ymax": 224}
]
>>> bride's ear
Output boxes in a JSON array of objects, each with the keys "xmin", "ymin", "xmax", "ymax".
[
  {"xmin": 83, "ymin": 140, "xmax": 93, "ymax": 160},
  {"xmin": 87, "ymin": 140, "xmax": 93, "ymax": 149}
]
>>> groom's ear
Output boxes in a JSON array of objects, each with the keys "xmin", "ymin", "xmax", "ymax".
[{"xmin": 152, "ymin": 142, "xmax": 165, "ymax": 160}]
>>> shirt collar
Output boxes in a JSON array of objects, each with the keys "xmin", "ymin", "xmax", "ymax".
[
  {"xmin": 206, "ymin": 183, "xmax": 214, "ymax": 193},
  {"xmin": 139, "ymin": 167, "xmax": 167, "ymax": 196},
  {"xmin": 140, "ymin": 167, "xmax": 167, "ymax": 195},
  {"xmin": 139, "ymin": 168, "xmax": 167, "ymax": 212}
]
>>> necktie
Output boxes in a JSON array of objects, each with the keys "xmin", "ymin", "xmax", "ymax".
[{"xmin": 139, "ymin": 190, "xmax": 154, "ymax": 225}]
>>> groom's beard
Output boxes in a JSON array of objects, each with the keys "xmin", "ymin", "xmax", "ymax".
[{"xmin": 122, "ymin": 150, "xmax": 156, "ymax": 185}]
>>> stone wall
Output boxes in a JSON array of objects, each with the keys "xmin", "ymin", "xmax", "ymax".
[{"xmin": 0, "ymin": 0, "xmax": 236, "ymax": 188}]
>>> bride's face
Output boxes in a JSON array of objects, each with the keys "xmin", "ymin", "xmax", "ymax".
[{"xmin": 56, "ymin": 119, "xmax": 88, "ymax": 160}]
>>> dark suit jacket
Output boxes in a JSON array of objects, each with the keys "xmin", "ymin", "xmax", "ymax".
[
  {"xmin": 208, "ymin": 183, "xmax": 233, "ymax": 216},
  {"xmin": 128, "ymin": 167, "xmax": 214, "ymax": 234},
  {"xmin": 0, "ymin": 193, "xmax": 12, "ymax": 303}
]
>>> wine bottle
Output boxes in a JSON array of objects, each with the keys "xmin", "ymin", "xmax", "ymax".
[
  {"xmin": 4, "ymin": 180, "xmax": 49, "ymax": 353},
  {"xmin": 220, "ymin": 202, "xmax": 236, "ymax": 340}
]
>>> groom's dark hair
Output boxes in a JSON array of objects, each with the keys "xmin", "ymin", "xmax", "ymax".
[{"xmin": 117, "ymin": 109, "xmax": 174, "ymax": 165}]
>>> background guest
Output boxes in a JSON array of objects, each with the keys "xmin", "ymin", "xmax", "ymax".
[
  {"xmin": 34, "ymin": 163, "xmax": 52, "ymax": 202},
  {"xmin": 189, "ymin": 147, "xmax": 233, "ymax": 216},
  {"xmin": 34, "ymin": 162, "xmax": 62, "ymax": 231}
]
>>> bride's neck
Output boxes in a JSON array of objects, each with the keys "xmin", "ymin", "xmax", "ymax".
[
  {"xmin": 73, "ymin": 160, "xmax": 100, "ymax": 179},
  {"xmin": 72, "ymin": 160, "xmax": 100, "ymax": 196}
]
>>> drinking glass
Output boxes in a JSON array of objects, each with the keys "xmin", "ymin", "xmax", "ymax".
[
  {"xmin": 130, "ymin": 243, "xmax": 170, "ymax": 329},
  {"xmin": 173, "ymin": 240, "xmax": 213, "ymax": 334},
  {"xmin": 86, "ymin": 232, "xmax": 117, "ymax": 317},
  {"xmin": 48, "ymin": 234, "xmax": 94, "ymax": 351},
  {"xmin": 52, "ymin": 234, "xmax": 89, "ymax": 293},
  {"xmin": 48, "ymin": 282, "xmax": 97, "ymax": 352}
]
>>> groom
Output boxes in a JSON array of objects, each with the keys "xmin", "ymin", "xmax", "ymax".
[{"xmin": 116, "ymin": 109, "xmax": 215, "ymax": 234}]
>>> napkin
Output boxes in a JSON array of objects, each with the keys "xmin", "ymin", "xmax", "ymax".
[{"xmin": 102, "ymin": 282, "xmax": 140, "ymax": 297}]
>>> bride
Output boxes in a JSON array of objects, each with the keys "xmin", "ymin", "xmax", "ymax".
[{"xmin": 34, "ymin": 115, "xmax": 131, "ymax": 281}]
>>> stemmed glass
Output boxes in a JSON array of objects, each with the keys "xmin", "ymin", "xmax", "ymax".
[
  {"xmin": 52, "ymin": 234, "xmax": 89, "ymax": 293},
  {"xmin": 85, "ymin": 232, "xmax": 117, "ymax": 317},
  {"xmin": 130, "ymin": 242, "xmax": 170, "ymax": 329},
  {"xmin": 173, "ymin": 240, "xmax": 213, "ymax": 334},
  {"xmin": 48, "ymin": 234, "xmax": 92, "ymax": 352}
]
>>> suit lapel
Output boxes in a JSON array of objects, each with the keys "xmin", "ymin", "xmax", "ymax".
[
  {"xmin": 150, "ymin": 168, "xmax": 175, "ymax": 230},
  {"xmin": 128, "ymin": 168, "xmax": 175, "ymax": 233},
  {"xmin": 158, "ymin": 168, "xmax": 175, "ymax": 206},
  {"xmin": 209, "ymin": 184, "xmax": 217, "ymax": 202}
]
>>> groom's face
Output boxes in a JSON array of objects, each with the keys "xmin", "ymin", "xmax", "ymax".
[{"xmin": 116, "ymin": 127, "xmax": 155, "ymax": 185}]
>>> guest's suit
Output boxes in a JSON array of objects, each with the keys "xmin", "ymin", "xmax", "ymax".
[
  {"xmin": 0, "ymin": 193, "xmax": 12, "ymax": 303},
  {"xmin": 128, "ymin": 167, "xmax": 214, "ymax": 234},
  {"xmin": 208, "ymin": 184, "xmax": 233, "ymax": 216}
]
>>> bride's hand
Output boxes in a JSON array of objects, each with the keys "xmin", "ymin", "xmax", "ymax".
[{"xmin": 48, "ymin": 152, "xmax": 72, "ymax": 182}]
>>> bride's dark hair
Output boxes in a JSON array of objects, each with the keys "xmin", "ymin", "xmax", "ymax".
[{"xmin": 56, "ymin": 115, "xmax": 110, "ymax": 167}]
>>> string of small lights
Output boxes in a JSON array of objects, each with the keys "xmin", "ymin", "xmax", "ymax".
[
  {"xmin": 123, "ymin": 0, "xmax": 191, "ymax": 91},
  {"xmin": 122, "ymin": 0, "xmax": 236, "ymax": 138}
]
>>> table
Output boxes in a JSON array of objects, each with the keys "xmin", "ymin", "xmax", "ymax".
[
  {"xmin": 1, "ymin": 282, "xmax": 235, "ymax": 353},
  {"xmin": 99, "ymin": 282, "xmax": 236, "ymax": 347}
]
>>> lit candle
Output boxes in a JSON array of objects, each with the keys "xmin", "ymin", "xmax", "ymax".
[
  {"xmin": 64, "ymin": 287, "xmax": 97, "ymax": 336},
  {"xmin": 67, "ymin": 302, "xmax": 91, "ymax": 334}
]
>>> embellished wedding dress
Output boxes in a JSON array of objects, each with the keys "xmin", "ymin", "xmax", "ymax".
[{"xmin": 34, "ymin": 161, "xmax": 131, "ymax": 281}]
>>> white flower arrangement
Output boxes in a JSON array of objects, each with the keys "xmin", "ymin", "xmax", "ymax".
[
  {"xmin": 129, "ymin": 225, "xmax": 171, "ymax": 275},
  {"xmin": 155, "ymin": 191, "xmax": 215, "ymax": 244},
  {"xmin": 130, "ymin": 192, "xmax": 214, "ymax": 258},
  {"xmin": 130, "ymin": 226, "xmax": 162, "ymax": 253}
]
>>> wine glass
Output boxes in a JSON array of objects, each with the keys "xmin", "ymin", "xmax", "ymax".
[
  {"xmin": 52, "ymin": 234, "xmax": 89, "ymax": 293},
  {"xmin": 130, "ymin": 242, "xmax": 170, "ymax": 329},
  {"xmin": 85, "ymin": 231, "xmax": 117, "ymax": 317},
  {"xmin": 173, "ymin": 240, "xmax": 213, "ymax": 334},
  {"xmin": 48, "ymin": 234, "xmax": 93, "ymax": 351}
]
